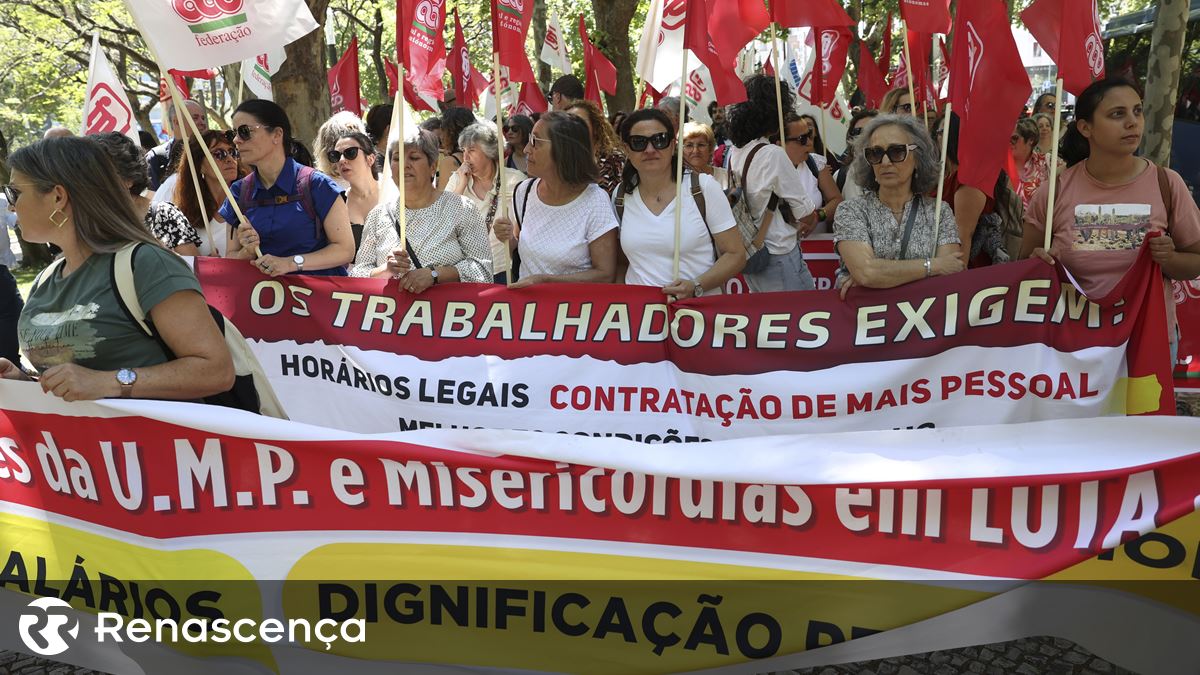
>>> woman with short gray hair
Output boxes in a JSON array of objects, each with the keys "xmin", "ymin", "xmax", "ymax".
[
  {"xmin": 446, "ymin": 123, "xmax": 527, "ymax": 281},
  {"xmin": 832, "ymin": 114, "xmax": 963, "ymax": 298},
  {"xmin": 350, "ymin": 130, "xmax": 492, "ymax": 289}
]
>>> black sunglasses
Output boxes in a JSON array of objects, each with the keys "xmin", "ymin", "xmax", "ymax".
[
  {"xmin": 627, "ymin": 132, "xmax": 672, "ymax": 152},
  {"xmin": 895, "ymin": 103, "xmax": 914, "ymax": 114},
  {"xmin": 235, "ymin": 124, "xmax": 269, "ymax": 141},
  {"xmin": 327, "ymin": 147, "xmax": 365, "ymax": 163},
  {"xmin": 864, "ymin": 143, "xmax": 918, "ymax": 165},
  {"xmin": 3, "ymin": 184, "xmax": 22, "ymax": 206},
  {"xmin": 848, "ymin": 127, "xmax": 864, "ymax": 139},
  {"xmin": 786, "ymin": 132, "xmax": 813, "ymax": 145},
  {"xmin": 212, "ymin": 148, "xmax": 239, "ymax": 161}
]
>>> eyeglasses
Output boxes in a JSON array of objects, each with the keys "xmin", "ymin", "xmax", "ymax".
[
  {"xmin": 626, "ymin": 132, "xmax": 672, "ymax": 152},
  {"xmin": 895, "ymin": 103, "xmax": 914, "ymax": 114},
  {"xmin": 682, "ymin": 142, "xmax": 711, "ymax": 152},
  {"xmin": 786, "ymin": 132, "xmax": 813, "ymax": 145},
  {"xmin": 327, "ymin": 147, "xmax": 364, "ymax": 163},
  {"xmin": 864, "ymin": 143, "xmax": 919, "ymax": 165},
  {"xmin": 212, "ymin": 148, "xmax": 239, "ymax": 161},
  {"xmin": 3, "ymin": 184, "xmax": 25, "ymax": 206},
  {"xmin": 529, "ymin": 135, "xmax": 552, "ymax": 149},
  {"xmin": 235, "ymin": 124, "xmax": 269, "ymax": 141}
]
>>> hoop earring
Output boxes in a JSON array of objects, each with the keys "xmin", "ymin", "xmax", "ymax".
[{"xmin": 49, "ymin": 208, "xmax": 68, "ymax": 229}]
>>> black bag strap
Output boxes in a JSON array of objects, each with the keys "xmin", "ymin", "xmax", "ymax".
[
  {"xmin": 898, "ymin": 196, "xmax": 922, "ymax": 260},
  {"xmin": 513, "ymin": 178, "xmax": 536, "ymax": 227}
]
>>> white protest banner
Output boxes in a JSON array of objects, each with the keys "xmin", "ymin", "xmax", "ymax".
[
  {"xmin": 81, "ymin": 32, "xmax": 137, "ymax": 141},
  {"xmin": 122, "ymin": 0, "xmax": 318, "ymax": 70},
  {"xmin": 0, "ymin": 384, "xmax": 1197, "ymax": 673}
]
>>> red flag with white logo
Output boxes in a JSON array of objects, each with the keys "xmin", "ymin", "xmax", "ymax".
[
  {"xmin": 578, "ymin": 14, "xmax": 617, "ymax": 105},
  {"xmin": 949, "ymin": 0, "xmax": 1032, "ymax": 197},
  {"xmin": 1021, "ymin": 0, "xmax": 1105, "ymax": 96},
  {"xmin": 769, "ymin": 0, "xmax": 853, "ymax": 28},
  {"xmin": 328, "ymin": 36, "xmax": 362, "ymax": 116},
  {"xmin": 809, "ymin": 26, "xmax": 853, "ymax": 106},
  {"xmin": 448, "ymin": 8, "xmax": 488, "ymax": 109},
  {"xmin": 516, "ymin": 80, "xmax": 548, "ymax": 115},
  {"xmin": 83, "ymin": 33, "xmax": 137, "ymax": 141},
  {"xmin": 397, "ymin": 0, "xmax": 446, "ymax": 104},
  {"xmin": 900, "ymin": 0, "xmax": 951, "ymax": 35},
  {"xmin": 492, "ymin": 0, "xmax": 535, "ymax": 84},
  {"xmin": 685, "ymin": 0, "xmax": 748, "ymax": 106}
]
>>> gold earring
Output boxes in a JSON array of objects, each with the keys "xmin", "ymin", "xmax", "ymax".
[{"xmin": 49, "ymin": 208, "xmax": 68, "ymax": 228}]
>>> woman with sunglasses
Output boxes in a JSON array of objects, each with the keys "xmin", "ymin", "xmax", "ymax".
[
  {"xmin": 0, "ymin": 137, "xmax": 234, "ymax": 402},
  {"xmin": 170, "ymin": 130, "xmax": 244, "ymax": 257},
  {"xmin": 329, "ymin": 132, "xmax": 380, "ymax": 252},
  {"xmin": 616, "ymin": 109, "xmax": 744, "ymax": 299},
  {"xmin": 726, "ymin": 75, "xmax": 817, "ymax": 292},
  {"xmin": 492, "ymin": 112, "xmax": 618, "ymax": 288},
  {"xmin": 447, "ymin": 123, "xmax": 527, "ymax": 282},
  {"xmin": 90, "ymin": 132, "xmax": 200, "ymax": 257},
  {"xmin": 781, "ymin": 113, "xmax": 843, "ymax": 234},
  {"xmin": 350, "ymin": 130, "xmax": 492, "ymax": 288},
  {"xmin": 503, "ymin": 115, "xmax": 533, "ymax": 173},
  {"xmin": 1022, "ymin": 77, "xmax": 1200, "ymax": 365},
  {"xmin": 833, "ymin": 114, "xmax": 963, "ymax": 298},
  {"xmin": 565, "ymin": 100, "xmax": 625, "ymax": 194},
  {"xmin": 222, "ymin": 99, "xmax": 355, "ymax": 277},
  {"xmin": 312, "ymin": 111, "xmax": 366, "ymax": 189},
  {"xmin": 880, "ymin": 89, "xmax": 915, "ymax": 117},
  {"xmin": 1032, "ymin": 93, "xmax": 1056, "ymax": 117}
]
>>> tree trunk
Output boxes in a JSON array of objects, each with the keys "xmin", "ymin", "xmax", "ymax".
[
  {"xmin": 591, "ymin": 0, "xmax": 638, "ymax": 114},
  {"xmin": 1143, "ymin": 0, "xmax": 1188, "ymax": 167},
  {"xmin": 275, "ymin": 0, "xmax": 333, "ymax": 151},
  {"xmin": 533, "ymin": 0, "xmax": 552, "ymax": 92},
  {"xmin": 371, "ymin": 8, "xmax": 387, "ymax": 103}
]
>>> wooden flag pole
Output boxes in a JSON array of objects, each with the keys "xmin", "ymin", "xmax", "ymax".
[
  {"xmin": 932, "ymin": 102, "xmax": 952, "ymax": 246},
  {"xmin": 770, "ymin": 22, "xmax": 787, "ymax": 143},
  {"xmin": 672, "ymin": 50, "xmax": 689, "ymax": 283},
  {"xmin": 1043, "ymin": 78, "xmax": 1065, "ymax": 252},
  {"xmin": 167, "ymin": 92, "xmax": 212, "ymax": 250},
  {"xmin": 396, "ymin": 67, "xmax": 408, "ymax": 250},
  {"xmin": 492, "ymin": 51, "xmax": 513, "ymax": 287},
  {"xmin": 900, "ymin": 21, "xmax": 916, "ymax": 113}
]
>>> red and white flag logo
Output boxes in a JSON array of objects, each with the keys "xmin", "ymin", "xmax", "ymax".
[{"xmin": 81, "ymin": 32, "xmax": 137, "ymax": 142}]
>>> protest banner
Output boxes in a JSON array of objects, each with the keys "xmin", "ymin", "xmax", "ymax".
[
  {"xmin": 193, "ymin": 244, "xmax": 1173, "ymax": 438},
  {"xmin": 0, "ymin": 385, "xmax": 1196, "ymax": 673}
]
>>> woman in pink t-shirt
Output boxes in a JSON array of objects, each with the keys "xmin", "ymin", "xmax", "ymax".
[{"xmin": 1020, "ymin": 77, "xmax": 1200, "ymax": 361}]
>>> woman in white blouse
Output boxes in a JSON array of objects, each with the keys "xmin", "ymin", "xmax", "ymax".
[
  {"xmin": 349, "ymin": 129, "xmax": 492, "ymax": 291},
  {"xmin": 615, "ymin": 109, "xmax": 744, "ymax": 298},
  {"xmin": 446, "ymin": 123, "xmax": 526, "ymax": 282},
  {"xmin": 492, "ymin": 111, "xmax": 618, "ymax": 288}
]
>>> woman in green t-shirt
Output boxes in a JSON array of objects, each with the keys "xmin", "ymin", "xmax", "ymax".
[{"xmin": 0, "ymin": 137, "xmax": 234, "ymax": 402}]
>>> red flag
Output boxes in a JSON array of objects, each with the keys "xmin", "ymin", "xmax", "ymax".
[
  {"xmin": 639, "ymin": 83, "xmax": 666, "ymax": 108},
  {"xmin": 900, "ymin": 30, "xmax": 933, "ymax": 105},
  {"xmin": 949, "ymin": 0, "xmax": 1032, "ymax": 197},
  {"xmin": 709, "ymin": 0, "xmax": 770, "ymax": 68},
  {"xmin": 1022, "ymin": 0, "xmax": 1105, "ymax": 96},
  {"xmin": 858, "ymin": 42, "xmax": 889, "ymax": 109},
  {"xmin": 685, "ymin": 0, "xmax": 748, "ymax": 106},
  {"xmin": 769, "ymin": 0, "xmax": 853, "ymax": 28},
  {"xmin": 397, "ymin": 0, "xmax": 446, "ymax": 101},
  {"xmin": 809, "ymin": 26, "xmax": 852, "ymax": 106},
  {"xmin": 578, "ymin": 14, "xmax": 617, "ymax": 105},
  {"xmin": 158, "ymin": 73, "xmax": 190, "ymax": 101},
  {"xmin": 169, "ymin": 68, "xmax": 217, "ymax": 80},
  {"xmin": 937, "ymin": 39, "xmax": 952, "ymax": 101},
  {"xmin": 448, "ymin": 8, "xmax": 488, "ymax": 109},
  {"xmin": 384, "ymin": 58, "xmax": 399, "ymax": 97},
  {"xmin": 327, "ymin": 37, "xmax": 362, "ymax": 116},
  {"xmin": 900, "ymin": 0, "xmax": 951, "ymax": 35},
  {"xmin": 492, "ymin": 0, "xmax": 535, "ymax": 84},
  {"xmin": 877, "ymin": 12, "xmax": 894, "ymax": 78},
  {"xmin": 515, "ymin": 80, "xmax": 548, "ymax": 115}
]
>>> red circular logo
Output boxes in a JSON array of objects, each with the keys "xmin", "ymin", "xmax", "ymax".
[
  {"xmin": 661, "ymin": 0, "xmax": 686, "ymax": 31},
  {"xmin": 173, "ymin": 0, "xmax": 243, "ymax": 24}
]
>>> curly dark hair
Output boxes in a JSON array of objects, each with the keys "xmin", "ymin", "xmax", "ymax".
[
  {"xmin": 89, "ymin": 131, "xmax": 150, "ymax": 197},
  {"xmin": 726, "ymin": 75, "xmax": 794, "ymax": 147}
]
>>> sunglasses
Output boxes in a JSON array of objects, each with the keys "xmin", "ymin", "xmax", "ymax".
[
  {"xmin": 235, "ymin": 124, "xmax": 269, "ymax": 141},
  {"xmin": 212, "ymin": 148, "xmax": 239, "ymax": 161},
  {"xmin": 3, "ymin": 184, "xmax": 23, "ymax": 206},
  {"xmin": 864, "ymin": 143, "xmax": 919, "ymax": 165},
  {"xmin": 327, "ymin": 147, "xmax": 365, "ymax": 163},
  {"xmin": 627, "ymin": 132, "xmax": 672, "ymax": 152},
  {"xmin": 848, "ymin": 127, "xmax": 864, "ymax": 139},
  {"xmin": 503, "ymin": 124, "xmax": 519, "ymax": 132},
  {"xmin": 1010, "ymin": 135, "xmax": 1021, "ymax": 144},
  {"xmin": 529, "ymin": 135, "xmax": 552, "ymax": 149},
  {"xmin": 895, "ymin": 103, "xmax": 914, "ymax": 114},
  {"xmin": 786, "ymin": 132, "xmax": 813, "ymax": 145}
]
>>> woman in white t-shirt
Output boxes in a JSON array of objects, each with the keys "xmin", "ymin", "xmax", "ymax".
[
  {"xmin": 614, "ymin": 109, "xmax": 745, "ymax": 298},
  {"xmin": 781, "ymin": 113, "xmax": 842, "ymax": 234},
  {"xmin": 493, "ymin": 111, "xmax": 618, "ymax": 287}
]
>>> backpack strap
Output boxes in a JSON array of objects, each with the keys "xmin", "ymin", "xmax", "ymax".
[
  {"xmin": 30, "ymin": 257, "xmax": 67, "ymax": 294},
  {"xmin": 689, "ymin": 171, "xmax": 718, "ymax": 261},
  {"xmin": 614, "ymin": 181, "xmax": 628, "ymax": 222},
  {"xmin": 295, "ymin": 165, "xmax": 320, "ymax": 237},
  {"xmin": 112, "ymin": 244, "xmax": 152, "ymax": 339},
  {"xmin": 805, "ymin": 155, "xmax": 820, "ymax": 179},
  {"xmin": 1156, "ymin": 164, "xmax": 1175, "ymax": 232},
  {"xmin": 236, "ymin": 172, "xmax": 257, "ymax": 223}
]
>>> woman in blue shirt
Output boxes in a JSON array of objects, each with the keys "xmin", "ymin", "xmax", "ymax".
[{"xmin": 222, "ymin": 100, "xmax": 355, "ymax": 276}]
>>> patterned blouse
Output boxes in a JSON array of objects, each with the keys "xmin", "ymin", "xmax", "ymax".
[
  {"xmin": 145, "ymin": 202, "xmax": 200, "ymax": 251},
  {"xmin": 1018, "ymin": 151, "xmax": 1052, "ymax": 211},
  {"xmin": 832, "ymin": 191, "xmax": 961, "ymax": 285},
  {"xmin": 350, "ymin": 191, "xmax": 493, "ymax": 282},
  {"xmin": 596, "ymin": 151, "xmax": 626, "ymax": 194}
]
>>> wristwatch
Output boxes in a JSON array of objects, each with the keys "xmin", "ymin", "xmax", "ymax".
[
  {"xmin": 429, "ymin": 266, "xmax": 440, "ymax": 284},
  {"xmin": 116, "ymin": 368, "xmax": 137, "ymax": 398},
  {"xmin": 692, "ymin": 280, "xmax": 704, "ymax": 297},
  {"xmin": 293, "ymin": 255, "xmax": 305, "ymax": 272}
]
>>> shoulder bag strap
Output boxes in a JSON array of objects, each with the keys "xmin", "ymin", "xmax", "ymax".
[
  {"xmin": 689, "ymin": 172, "xmax": 717, "ymax": 260},
  {"xmin": 741, "ymin": 143, "xmax": 777, "ymax": 240},
  {"xmin": 1156, "ymin": 165, "xmax": 1175, "ymax": 232},
  {"xmin": 30, "ymin": 258, "xmax": 67, "ymax": 293},
  {"xmin": 111, "ymin": 243, "xmax": 155, "ymax": 341},
  {"xmin": 614, "ymin": 181, "xmax": 627, "ymax": 222},
  {"xmin": 898, "ymin": 197, "xmax": 922, "ymax": 260}
]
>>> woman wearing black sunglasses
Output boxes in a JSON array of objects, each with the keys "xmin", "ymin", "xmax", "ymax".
[
  {"xmin": 221, "ymin": 99, "xmax": 355, "ymax": 277},
  {"xmin": 503, "ymin": 115, "xmax": 533, "ymax": 173},
  {"xmin": 169, "ymin": 130, "xmax": 244, "ymax": 256},
  {"xmin": 615, "ymin": 108, "xmax": 744, "ymax": 299},
  {"xmin": 833, "ymin": 114, "xmax": 963, "ymax": 299},
  {"xmin": 781, "ymin": 113, "xmax": 843, "ymax": 234},
  {"xmin": 329, "ymin": 132, "xmax": 380, "ymax": 252}
]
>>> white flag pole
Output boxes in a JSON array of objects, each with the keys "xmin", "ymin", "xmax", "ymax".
[
  {"xmin": 900, "ymin": 21, "xmax": 917, "ymax": 114},
  {"xmin": 672, "ymin": 51, "xmax": 689, "ymax": 284},
  {"xmin": 167, "ymin": 91, "xmax": 212, "ymax": 249},
  {"xmin": 492, "ymin": 52, "xmax": 513, "ymax": 286},
  {"xmin": 932, "ymin": 102, "xmax": 952, "ymax": 248},
  {"xmin": 1043, "ymin": 78, "xmax": 1065, "ymax": 252},
  {"xmin": 770, "ymin": 22, "xmax": 787, "ymax": 143}
]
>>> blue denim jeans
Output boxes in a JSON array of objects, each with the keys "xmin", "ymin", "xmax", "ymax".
[
  {"xmin": 743, "ymin": 244, "xmax": 816, "ymax": 293},
  {"xmin": 0, "ymin": 265, "xmax": 23, "ymax": 365}
]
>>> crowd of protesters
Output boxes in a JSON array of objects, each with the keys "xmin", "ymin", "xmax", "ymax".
[{"xmin": 2, "ymin": 70, "xmax": 1199, "ymax": 405}]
